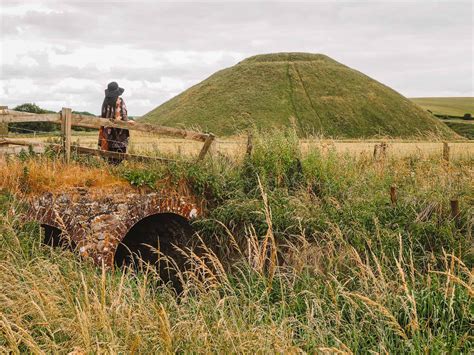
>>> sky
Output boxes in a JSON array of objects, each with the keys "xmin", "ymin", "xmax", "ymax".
[{"xmin": 0, "ymin": 0, "xmax": 472, "ymax": 116}]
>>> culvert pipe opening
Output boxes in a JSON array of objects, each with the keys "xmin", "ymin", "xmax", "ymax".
[
  {"xmin": 114, "ymin": 213, "xmax": 195, "ymax": 284},
  {"xmin": 41, "ymin": 224, "xmax": 76, "ymax": 250}
]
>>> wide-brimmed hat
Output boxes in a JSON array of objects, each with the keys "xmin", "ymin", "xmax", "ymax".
[{"xmin": 105, "ymin": 81, "xmax": 124, "ymax": 97}]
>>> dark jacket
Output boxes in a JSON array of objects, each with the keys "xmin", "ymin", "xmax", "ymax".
[{"xmin": 98, "ymin": 96, "xmax": 129, "ymax": 152}]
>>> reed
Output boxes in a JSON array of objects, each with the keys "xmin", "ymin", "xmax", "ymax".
[{"xmin": 0, "ymin": 130, "xmax": 472, "ymax": 352}]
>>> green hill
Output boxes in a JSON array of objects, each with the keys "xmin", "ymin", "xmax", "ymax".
[
  {"xmin": 410, "ymin": 97, "xmax": 473, "ymax": 117},
  {"xmin": 142, "ymin": 53, "xmax": 456, "ymax": 138}
]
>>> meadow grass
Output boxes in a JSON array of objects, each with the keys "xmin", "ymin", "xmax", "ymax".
[
  {"xmin": 445, "ymin": 121, "xmax": 474, "ymax": 140},
  {"xmin": 411, "ymin": 97, "xmax": 473, "ymax": 117},
  {"xmin": 409, "ymin": 96, "xmax": 474, "ymax": 140},
  {"xmin": 5, "ymin": 131, "xmax": 474, "ymax": 160},
  {"xmin": 0, "ymin": 130, "xmax": 472, "ymax": 353}
]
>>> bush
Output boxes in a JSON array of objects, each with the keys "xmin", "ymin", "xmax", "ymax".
[
  {"xmin": 10, "ymin": 103, "xmax": 57, "ymax": 133},
  {"xmin": 9, "ymin": 104, "xmax": 97, "ymax": 134}
]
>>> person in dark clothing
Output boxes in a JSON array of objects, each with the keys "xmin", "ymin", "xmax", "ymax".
[{"xmin": 98, "ymin": 81, "xmax": 133, "ymax": 164}]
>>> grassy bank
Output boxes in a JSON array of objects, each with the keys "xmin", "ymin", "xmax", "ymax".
[
  {"xmin": 445, "ymin": 121, "xmax": 474, "ymax": 140},
  {"xmin": 0, "ymin": 131, "xmax": 472, "ymax": 353}
]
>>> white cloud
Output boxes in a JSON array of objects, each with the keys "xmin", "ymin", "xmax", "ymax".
[
  {"xmin": 0, "ymin": 1, "xmax": 472, "ymax": 115},
  {"xmin": 0, "ymin": 2, "xmax": 57, "ymax": 16},
  {"xmin": 18, "ymin": 55, "xmax": 39, "ymax": 67}
]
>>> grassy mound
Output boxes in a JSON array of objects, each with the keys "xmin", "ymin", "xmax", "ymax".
[{"xmin": 142, "ymin": 52, "xmax": 456, "ymax": 138}]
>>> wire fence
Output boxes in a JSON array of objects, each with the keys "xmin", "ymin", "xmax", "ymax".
[
  {"xmin": 1, "ymin": 108, "xmax": 473, "ymax": 161},
  {"xmin": 0, "ymin": 107, "xmax": 216, "ymax": 162},
  {"xmin": 2, "ymin": 125, "xmax": 52, "ymax": 135},
  {"xmin": 3, "ymin": 130, "xmax": 473, "ymax": 159}
]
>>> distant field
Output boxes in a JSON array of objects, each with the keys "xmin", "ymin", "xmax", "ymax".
[
  {"xmin": 3, "ymin": 132, "xmax": 473, "ymax": 160},
  {"xmin": 410, "ymin": 97, "xmax": 473, "ymax": 116}
]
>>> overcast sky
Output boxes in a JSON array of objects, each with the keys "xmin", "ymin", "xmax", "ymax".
[{"xmin": 1, "ymin": 0, "xmax": 472, "ymax": 116}]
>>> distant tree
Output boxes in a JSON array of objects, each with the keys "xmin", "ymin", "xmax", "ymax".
[
  {"xmin": 9, "ymin": 104, "xmax": 98, "ymax": 133},
  {"xmin": 14, "ymin": 103, "xmax": 52, "ymax": 114},
  {"xmin": 73, "ymin": 111, "xmax": 95, "ymax": 116},
  {"xmin": 10, "ymin": 103, "xmax": 57, "ymax": 133},
  {"xmin": 71, "ymin": 110, "xmax": 96, "ymax": 131}
]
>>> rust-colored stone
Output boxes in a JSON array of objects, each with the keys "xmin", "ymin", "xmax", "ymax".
[{"xmin": 27, "ymin": 188, "xmax": 200, "ymax": 267}]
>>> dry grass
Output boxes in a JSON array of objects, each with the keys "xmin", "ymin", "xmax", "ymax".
[
  {"xmin": 0, "ymin": 155, "xmax": 130, "ymax": 195},
  {"xmin": 0, "ymin": 197, "xmax": 471, "ymax": 353},
  {"xmin": 3, "ymin": 131, "xmax": 474, "ymax": 160},
  {"xmin": 0, "ymin": 134, "xmax": 472, "ymax": 352}
]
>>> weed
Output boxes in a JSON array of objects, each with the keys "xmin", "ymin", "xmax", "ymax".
[
  {"xmin": 0, "ymin": 130, "xmax": 471, "ymax": 353},
  {"xmin": 121, "ymin": 168, "xmax": 158, "ymax": 189}
]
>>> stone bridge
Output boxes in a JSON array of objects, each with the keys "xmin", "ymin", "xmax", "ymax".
[{"xmin": 28, "ymin": 188, "xmax": 201, "ymax": 271}]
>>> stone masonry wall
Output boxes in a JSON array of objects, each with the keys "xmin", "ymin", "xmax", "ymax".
[{"xmin": 28, "ymin": 188, "xmax": 200, "ymax": 266}]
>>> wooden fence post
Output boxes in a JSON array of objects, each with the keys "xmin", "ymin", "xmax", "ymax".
[
  {"xmin": 0, "ymin": 106, "xmax": 8, "ymax": 136},
  {"xmin": 246, "ymin": 132, "xmax": 253, "ymax": 156},
  {"xmin": 390, "ymin": 185, "xmax": 397, "ymax": 205},
  {"xmin": 197, "ymin": 133, "xmax": 215, "ymax": 161},
  {"xmin": 373, "ymin": 144, "xmax": 379, "ymax": 159},
  {"xmin": 373, "ymin": 142, "xmax": 387, "ymax": 161},
  {"xmin": 450, "ymin": 199, "xmax": 460, "ymax": 221},
  {"xmin": 380, "ymin": 142, "xmax": 387, "ymax": 159},
  {"xmin": 443, "ymin": 142, "xmax": 450, "ymax": 162},
  {"xmin": 61, "ymin": 107, "xmax": 72, "ymax": 163}
]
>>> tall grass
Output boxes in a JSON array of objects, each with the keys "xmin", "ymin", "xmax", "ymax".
[
  {"xmin": 0, "ymin": 130, "xmax": 472, "ymax": 352},
  {"xmin": 0, "ymin": 195, "xmax": 472, "ymax": 352},
  {"xmin": 0, "ymin": 154, "xmax": 129, "ymax": 195}
]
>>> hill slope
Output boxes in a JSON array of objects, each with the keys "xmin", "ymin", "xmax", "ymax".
[{"xmin": 142, "ymin": 53, "xmax": 456, "ymax": 138}]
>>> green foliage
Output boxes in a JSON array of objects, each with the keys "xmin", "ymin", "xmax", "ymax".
[
  {"xmin": 142, "ymin": 52, "xmax": 456, "ymax": 139},
  {"xmin": 0, "ymin": 192, "xmax": 472, "ymax": 353},
  {"xmin": 71, "ymin": 111, "xmax": 97, "ymax": 132},
  {"xmin": 444, "ymin": 121, "xmax": 474, "ymax": 140},
  {"xmin": 179, "ymin": 161, "xmax": 242, "ymax": 204},
  {"xmin": 242, "ymin": 130, "xmax": 303, "ymax": 192},
  {"xmin": 9, "ymin": 104, "xmax": 98, "ymax": 134},
  {"xmin": 410, "ymin": 96, "xmax": 474, "ymax": 140},
  {"xmin": 121, "ymin": 169, "xmax": 158, "ymax": 188},
  {"xmin": 17, "ymin": 145, "xmax": 36, "ymax": 162},
  {"xmin": 183, "ymin": 131, "xmax": 470, "ymax": 266},
  {"xmin": 1, "ymin": 131, "xmax": 471, "ymax": 353},
  {"xmin": 11, "ymin": 103, "xmax": 57, "ymax": 133},
  {"xmin": 13, "ymin": 103, "xmax": 51, "ymax": 114}
]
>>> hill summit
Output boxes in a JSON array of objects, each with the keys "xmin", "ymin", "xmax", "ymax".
[{"xmin": 142, "ymin": 52, "xmax": 456, "ymax": 138}]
